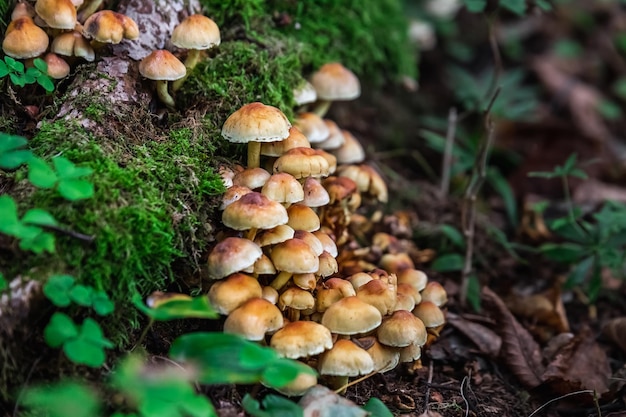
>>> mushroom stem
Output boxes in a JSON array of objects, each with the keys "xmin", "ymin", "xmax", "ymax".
[
  {"xmin": 312, "ymin": 99, "xmax": 332, "ymax": 118},
  {"xmin": 247, "ymin": 141, "xmax": 261, "ymax": 169},
  {"xmin": 245, "ymin": 227, "xmax": 258, "ymax": 241},
  {"xmin": 270, "ymin": 271, "xmax": 293, "ymax": 290},
  {"xmin": 172, "ymin": 50, "xmax": 202, "ymax": 91},
  {"xmin": 324, "ymin": 375, "xmax": 349, "ymax": 394},
  {"xmin": 155, "ymin": 80, "xmax": 176, "ymax": 109},
  {"xmin": 77, "ymin": 0, "xmax": 103, "ymax": 22}
]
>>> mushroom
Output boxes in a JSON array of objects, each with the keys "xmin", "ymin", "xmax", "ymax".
[
  {"xmin": 261, "ymin": 172, "xmax": 304, "ymax": 207},
  {"xmin": 223, "ymin": 297, "xmax": 284, "ymax": 341},
  {"xmin": 232, "ymin": 167, "xmax": 271, "ymax": 190},
  {"xmin": 287, "ymin": 203, "xmax": 321, "ymax": 232},
  {"xmin": 377, "ymin": 310, "xmax": 427, "ymax": 348},
  {"xmin": 332, "ymin": 130, "xmax": 366, "ymax": 164},
  {"xmin": 294, "ymin": 112, "xmax": 330, "ymax": 144},
  {"xmin": 270, "ymin": 321, "xmax": 333, "ymax": 359},
  {"xmin": 41, "ymin": 52, "xmax": 70, "ymax": 79},
  {"xmin": 170, "ymin": 14, "xmax": 220, "ymax": 90},
  {"xmin": 221, "ymin": 191, "xmax": 289, "ymax": 240},
  {"xmin": 82, "ymin": 10, "xmax": 139, "ymax": 45},
  {"xmin": 261, "ymin": 126, "xmax": 311, "ymax": 158},
  {"xmin": 35, "ymin": 0, "xmax": 77, "ymax": 30},
  {"xmin": 51, "ymin": 30, "xmax": 95, "ymax": 62},
  {"xmin": 138, "ymin": 50, "xmax": 186, "ymax": 109},
  {"xmin": 318, "ymin": 339, "xmax": 374, "ymax": 392},
  {"xmin": 221, "ymin": 102, "xmax": 292, "ymax": 169},
  {"xmin": 2, "ymin": 17, "xmax": 49, "ymax": 59},
  {"xmin": 208, "ymin": 273, "xmax": 262, "ymax": 315},
  {"xmin": 206, "ymin": 237, "xmax": 263, "ymax": 280},
  {"xmin": 269, "ymin": 238, "xmax": 319, "ymax": 290},
  {"xmin": 309, "ymin": 62, "xmax": 361, "ymax": 117},
  {"xmin": 273, "ymin": 147, "xmax": 331, "ymax": 180},
  {"xmin": 320, "ymin": 296, "xmax": 382, "ymax": 336},
  {"xmin": 420, "ymin": 281, "xmax": 448, "ymax": 307}
]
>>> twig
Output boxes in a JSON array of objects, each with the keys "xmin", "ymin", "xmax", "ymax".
[
  {"xmin": 459, "ymin": 89, "xmax": 500, "ymax": 307},
  {"xmin": 424, "ymin": 360, "xmax": 434, "ymax": 411},
  {"xmin": 40, "ymin": 224, "xmax": 96, "ymax": 242},
  {"xmin": 460, "ymin": 375, "xmax": 470, "ymax": 417},
  {"xmin": 527, "ymin": 390, "xmax": 597, "ymax": 417},
  {"xmin": 440, "ymin": 107, "xmax": 458, "ymax": 198}
]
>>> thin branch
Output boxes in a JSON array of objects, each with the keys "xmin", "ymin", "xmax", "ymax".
[
  {"xmin": 440, "ymin": 107, "xmax": 458, "ymax": 198},
  {"xmin": 527, "ymin": 390, "xmax": 596, "ymax": 417},
  {"xmin": 459, "ymin": 88, "xmax": 500, "ymax": 308},
  {"xmin": 40, "ymin": 224, "xmax": 96, "ymax": 242},
  {"xmin": 460, "ymin": 375, "xmax": 470, "ymax": 417},
  {"xmin": 424, "ymin": 360, "xmax": 434, "ymax": 411}
]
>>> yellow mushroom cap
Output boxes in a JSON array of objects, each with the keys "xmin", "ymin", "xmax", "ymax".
[
  {"xmin": 287, "ymin": 204, "xmax": 321, "ymax": 232},
  {"xmin": 420, "ymin": 281, "xmax": 448, "ymax": 307},
  {"xmin": 377, "ymin": 310, "xmax": 427, "ymax": 348},
  {"xmin": 51, "ymin": 31, "xmax": 95, "ymax": 62},
  {"xmin": 262, "ymin": 173, "xmax": 304, "ymax": 204},
  {"xmin": 254, "ymin": 224, "xmax": 295, "ymax": 247},
  {"xmin": 171, "ymin": 14, "xmax": 221, "ymax": 50},
  {"xmin": 208, "ymin": 272, "xmax": 263, "ymax": 315},
  {"xmin": 261, "ymin": 126, "xmax": 311, "ymax": 157},
  {"xmin": 139, "ymin": 50, "xmax": 187, "ymax": 81},
  {"xmin": 35, "ymin": 0, "xmax": 76, "ymax": 30},
  {"xmin": 412, "ymin": 301, "xmax": 446, "ymax": 328},
  {"xmin": 207, "ymin": 237, "xmax": 263, "ymax": 279},
  {"xmin": 223, "ymin": 297, "xmax": 284, "ymax": 341},
  {"xmin": 271, "ymin": 321, "xmax": 333, "ymax": 359},
  {"xmin": 318, "ymin": 339, "xmax": 374, "ymax": 377},
  {"xmin": 294, "ymin": 112, "xmax": 330, "ymax": 143},
  {"xmin": 222, "ymin": 192, "xmax": 288, "ymax": 231},
  {"xmin": 273, "ymin": 147, "xmax": 330, "ymax": 179},
  {"xmin": 42, "ymin": 52, "xmax": 70, "ymax": 79},
  {"xmin": 332, "ymin": 130, "xmax": 365, "ymax": 164},
  {"xmin": 221, "ymin": 102, "xmax": 291, "ymax": 144},
  {"xmin": 303, "ymin": 177, "xmax": 330, "ymax": 208},
  {"xmin": 83, "ymin": 10, "xmax": 139, "ymax": 43},
  {"xmin": 2, "ymin": 17, "xmax": 49, "ymax": 59},
  {"xmin": 321, "ymin": 296, "xmax": 382, "ymax": 335},
  {"xmin": 310, "ymin": 62, "xmax": 361, "ymax": 101},
  {"xmin": 270, "ymin": 238, "xmax": 319, "ymax": 274}
]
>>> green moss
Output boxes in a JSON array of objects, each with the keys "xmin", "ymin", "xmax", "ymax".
[
  {"xmin": 3, "ymin": 119, "xmax": 225, "ymax": 341},
  {"xmin": 200, "ymin": 0, "xmax": 417, "ymax": 84}
]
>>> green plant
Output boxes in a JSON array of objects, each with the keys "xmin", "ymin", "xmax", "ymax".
[
  {"xmin": 0, "ymin": 56, "xmax": 54, "ymax": 92},
  {"xmin": 42, "ymin": 275, "xmax": 115, "ymax": 367},
  {"xmin": 0, "ymin": 272, "xmax": 7, "ymax": 291},
  {"xmin": 28, "ymin": 155, "xmax": 95, "ymax": 201},
  {"xmin": 463, "ymin": 0, "xmax": 552, "ymax": 14}
]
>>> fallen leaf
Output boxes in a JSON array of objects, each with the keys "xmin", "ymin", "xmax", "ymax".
[
  {"xmin": 603, "ymin": 317, "xmax": 626, "ymax": 353},
  {"xmin": 506, "ymin": 285, "xmax": 570, "ymax": 339},
  {"xmin": 541, "ymin": 326, "xmax": 611, "ymax": 398},
  {"xmin": 418, "ymin": 411, "xmax": 444, "ymax": 417},
  {"xmin": 482, "ymin": 287, "xmax": 544, "ymax": 388},
  {"xmin": 446, "ymin": 312, "xmax": 502, "ymax": 357},
  {"xmin": 573, "ymin": 179, "xmax": 626, "ymax": 205}
]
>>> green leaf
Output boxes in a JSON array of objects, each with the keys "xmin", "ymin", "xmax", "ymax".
[
  {"xmin": 64, "ymin": 318, "xmax": 113, "ymax": 367},
  {"xmin": 240, "ymin": 342, "xmax": 278, "ymax": 368},
  {"xmin": 466, "ymin": 274, "xmax": 482, "ymax": 312},
  {"xmin": 178, "ymin": 394, "xmax": 218, "ymax": 417},
  {"xmin": 133, "ymin": 293, "xmax": 218, "ymax": 321},
  {"xmin": 242, "ymin": 394, "xmax": 303, "ymax": 417},
  {"xmin": 19, "ymin": 229, "xmax": 56, "ymax": 254},
  {"xmin": 539, "ymin": 242, "xmax": 586, "ymax": 263},
  {"xmin": 53, "ymin": 157, "xmax": 93, "ymax": 179},
  {"xmin": 438, "ymin": 224, "xmax": 465, "ymax": 249},
  {"xmin": 0, "ymin": 272, "xmax": 6, "ymax": 292},
  {"xmin": 597, "ymin": 99, "xmax": 622, "ymax": 121},
  {"xmin": 500, "ymin": 0, "xmax": 526, "ymax": 15},
  {"xmin": 0, "ymin": 133, "xmax": 32, "ymax": 169},
  {"xmin": 22, "ymin": 208, "xmax": 58, "ymax": 227},
  {"xmin": 37, "ymin": 75, "xmax": 55, "ymax": 92},
  {"xmin": 562, "ymin": 153, "xmax": 578, "ymax": 173},
  {"xmin": 58, "ymin": 179, "xmax": 94, "ymax": 201},
  {"xmin": 22, "ymin": 70, "xmax": 36, "ymax": 84},
  {"xmin": 568, "ymin": 168, "xmax": 588, "ymax": 180},
  {"xmin": 488, "ymin": 167, "xmax": 518, "ymax": 226},
  {"xmin": 9, "ymin": 72, "xmax": 24, "ymax": 87},
  {"xmin": 362, "ymin": 397, "xmax": 393, "ymax": 417},
  {"xmin": 33, "ymin": 58, "xmax": 48, "ymax": 73},
  {"xmin": 0, "ymin": 60, "xmax": 9, "ymax": 77},
  {"xmin": 431, "ymin": 253, "xmax": 465, "ymax": 272},
  {"xmin": 261, "ymin": 358, "xmax": 313, "ymax": 388},
  {"xmin": 44, "ymin": 312, "xmax": 78, "ymax": 347},
  {"xmin": 69, "ymin": 284, "xmax": 94, "ymax": 306},
  {"xmin": 28, "ymin": 157, "xmax": 58, "ymax": 188},
  {"xmin": 565, "ymin": 255, "xmax": 595, "ymax": 288},
  {"xmin": 0, "ymin": 195, "xmax": 20, "ymax": 234},
  {"xmin": 92, "ymin": 291, "xmax": 115, "ymax": 316},
  {"xmin": 6, "ymin": 57, "xmax": 24, "ymax": 72},
  {"xmin": 22, "ymin": 381, "xmax": 101, "ymax": 417},
  {"xmin": 463, "ymin": 0, "xmax": 487, "ymax": 13},
  {"xmin": 43, "ymin": 274, "xmax": 75, "ymax": 307}
]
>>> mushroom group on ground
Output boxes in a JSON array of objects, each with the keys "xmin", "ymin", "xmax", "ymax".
[{"xmin": 207, "ymin": 84, "xmax": 447, "ymax": 394}]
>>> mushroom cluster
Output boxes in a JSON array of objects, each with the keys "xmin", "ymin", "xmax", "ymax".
[
  {"xmin": 207, "ymin": 73, "xmax": 448, "ymax": 394},
  {"xmin": 1, "ymin": 1, "xmax": 139, "ymax": 82}
]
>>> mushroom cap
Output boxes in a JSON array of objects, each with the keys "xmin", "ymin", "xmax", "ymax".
[
  {"xmin": 139, "ymin": 50, "xmax": 187, "ymax": 81},
  {"xmin": 171, "ymin": 14, "xmax": 221, "ymax": 50},
  {"xmin": 35, "ymin": 0, "xmax": 76, "ymax": 30},
  {"xmin": 420, "ymin": 281, "xmax": 448, "ymax": 307},
  {"xmin": 318, "ymin": 339, "xmax": 374, "ymax": 377},
  {"xmin": 262, "ymin": 173, "xmax": 304, "ymax": 204},
  {"xmin": 207, "ymin": 237, "xmax": 263, "ymax": 279},
  {"xmin": 399, "ymin": 340, "xmax": 422, "ymax": 363},
  {"xmin": 221, "ymin": 102, "xmax": 291, "ymax": 144},
  {"xmin": 287, "ymin": 204, "xmax": 321, "ymax": 232},
  {"xmin": 313, "ymin": 230, "xmax": 337, "ymax": 258},
  {"xmin": 253, "ymin": 253, "xmax": 276, "ymax": 275},
  {"xmin": 303, "ymin": 177, "xmax": 330, "ymax": 208},
  {"xmin": 208, "ymin": 272, "xmax": 263, "ymax": 315},
  {"xmin": 317, "ymin": 251, "xmax": 338, "ymax": 278},
  {"xmin": 11, "ymin": 2, "xmax": 35, "ymax": 21},
  {"xmin": 293, "ymin": 79, "xmax": 317, "ymax": 106},
  {"xmin": 222, "ymin": 192, "xmax": 288, "ymax": 231},
  {"xmin": 2, "ymin": 17, "xmax": 49, "ymax": 59},
  {"xmin": 42, "ymin": 52, "xmax": 70, "ymax": 79},
  {"xmin": 51, "ymin": 31, "xmax": 95, "ymax": 61},
  {"xmin": 220, "ymin": 185, "xmax": 252, "ymax": 210},
  {"xmin": 322, "ymin": 176, "xmax": 357, "ymax": 203},
  {"xmin": 357, "ymin": 336, "xmax": 400, "ymax": 373},
  {"xmin": 254, "ymin": 224, "xmax": 295, "ymax": 247},
  {"xmin": 310, "ymin": 62, "xmax": 361, "ymax": 101},
  {"xmin": 273, "ymin": 147, "xmax": 330, "ymax": 179},
  {"xmin": 321, "ymin": 296, "xmax": 382, "ymax": 335},
  {"xmin": 377, "ymin": 310, "xmax": 427, "ymax": 347},
  {"xmin": 356, "ymin": 279, "xmax": 397, "ymax": 316},
  {"xmin": 338, "ymin": 164, "xmax": 388, "ymax": 203},
  {"xmin": 293, "ymin": 230, "xmax": 324, "ymax": 256},
  {"xmin": 315, "ymin": 119, "xmax": 345, "ymax": 150},
  {"xmin": 412, "ymin": 301, "xmax": 446, "ymax": 328},
  {"xmin": 223, "ymin": 297, "xmax": 284, "ymax": 341},
  {"xmin": 272, "ymin": 371, "xmax": 318, "ymax": 397},
  {"xmin": 332, "ymin": 130, "xmax": 365, "ymax": 164},
  {"xmin": 271, "ymin": 321, "xmax": 333, "ymax": 359},
  {"xmin": 294, "ymin": 112, "xmax": 330, "ymax": 143},
  {"xmin": 232, "ymin": 167, "xmax": 271, "ymax": 190},
  {"xmin": 261, "ymin": 126, "xmax": 311, "ymax": 157},
  {"xmin": 397, "ymin": 268, "xmax": 428, "ymax": 292},
  {"xmin": 278, "ymin": 287, "xmax": 315, "ymax": 311},
  {"xmin": 270, "ymin": 238, "xmax": 319, "ymax": 274},
  {"xmin": 83, "ymin": 10, "xmax": 139, "ymax": 43}
]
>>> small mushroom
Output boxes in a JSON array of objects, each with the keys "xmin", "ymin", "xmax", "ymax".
[{"xmin": 138, "ymin": 50, "xmax": 186, "ymax": 109}]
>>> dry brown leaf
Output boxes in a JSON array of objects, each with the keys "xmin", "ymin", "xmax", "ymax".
[
  {"xmin": 603, "ymin": 317, "xmax": 626, "ymax": 353},
  {"xmin": 507, "ymin": 285, "xmax": 570, "ymax": 338},
  {"xmin": 574, "ymin": 179, "xmax": 626, "ymax": 205},
  {"xmin": 418, "ymin": 411, "xmax": 444, "ymax": 417},
  {"xmin": 541, "ymin": 326, "xmax": 611, "ymax": 397},
  {"xmin": 482, "ymin": 287, "xmax": 544, "ymax": 388},
  {"xmin": 446, "ymin": 312, "xmax": 502, "ymax": 357}
]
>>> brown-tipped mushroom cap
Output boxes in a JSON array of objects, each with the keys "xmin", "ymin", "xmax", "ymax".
[
  {"xmin": 273, "ymin": 147, "xmax": 330, "ymax": 179},
  {"xmin": 208, "ymin": 272, "xmax": 263, "ymax": 315},
  {"xmin": 315, "ymin": 119, "xmax": 345, "ymax": 150},
  {"xmin": 412, "ymin": 301, "xmax": 446, "ymax": 329},
  {"xmin": 357, "ymin": 336, "xmax": 400, "ymax": 373},
  {"xmin": 171, "ymin": 14, "xmax": 220, "ymax": 50},
  {"xmin": 262, "ymin": 172, "xmax": 304, "ymax": 204},
  {"xmin": 51, "ymin": 30, "xmax": 95, "ymax": 61},
  {"xmin": 278, "ymin": 287, "xmax": 315, "ymax": 312},
  {"xmin": 313, "ymin": 230, "xmax": 338, "ymax": 257},
  {"xmin": 321, "ymin": 296, "xmax": 382, "ymax": 335},
  {"xmin": 293, "ymin": 230, "xmax": 324, "ymax": 256},
  {"xmin": 83, "ymin": 10, "xmax": 139, "ymax": 43},
  {"xmin": 42, "ymin": 53, "xmax": 70, "ymax": 79},
  {"xmin": 2, "ymin": 17, "xmax": 49, "ymax": 59},
  {"xmin": 294, "ymin": 112, "xmax": 330, "ymax": 143},
  {"xmin": 287, "ymin": 204, "xmax": 321, "ymax": 232},
  {"xmin": 232, "ymin": 167, "xmax": 271, "ymax": 190},
  {"xmin": 223, "ymin": 297, "xmax": 284, "ymax": 341},
  {"xmin": 261, "ymin": 126, "xmax": 311, "ymax": 157},
  {"xmin": 207, "ymin": 237, "xmax": 263, "ymax": 279},
  {"xmin": 220, "ymin": 185, "xmax": 252, "ymax": 210},
  {"xmin": 139, "ymin": 49, "xmax": 186, "ymax": 81},
  {"xmin": 318, "ymin": 339, "xmax": 374, "ymax": 376},
  {"xmin": 420, "ymin": 281, "xmax": 448, "ymax": 307},
  {"xmin": 35, "ymin": 0, "xmax": 76, "ymax": 30},
  {"xmin": 271, "ymin": 321, "xmax": 333, "ymax": 359},
  {"xmin": 222, "ymin": 192, "xmax": 288, "ymax": 231},
  {"xmin": 338, "ymin": 164, "xmax": 388, "ymax": 203},
  {"xmin": 397, "ymin": 268, "xmax": 428, "ymax": 292},
  {"xmin": 377, "ymin": 310, "xmax": 427, "ymax": 348},
  {"xmin": 270, "ymin": 238, "xmax": 319, "ymax": 274},
  {"xmin": 254, "ymin": 224, "xmax": 295, "ymax": 247},
  {"xmin": 310, "ymin": 62, "xmax": 361, "ymax": 101},
  {"xmin": 332, "ymin": 130, "xmax": 366, "ymax": 164},
  {"xmin": 222, "ymin": 102, "xmax": 292, "ymax": 168},
  {"xmin": 356, "ymin": 279, "xmax": 397, "ymax": 316},
  {"xmin": 303, "ymin": 177, "xmax": 330, "ymax": 208}
]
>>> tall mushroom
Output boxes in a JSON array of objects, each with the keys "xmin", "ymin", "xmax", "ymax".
[
  {"xmin": 221, "ymin": 102, "xmax": 291, "ymax": 169},
  {"xmin": 138, "ymin": 50, "xmax": 186, "ymax": 109},
  {"xmin": 309, "ymin": 62, "xmax": 360, "ymax": 117}
]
